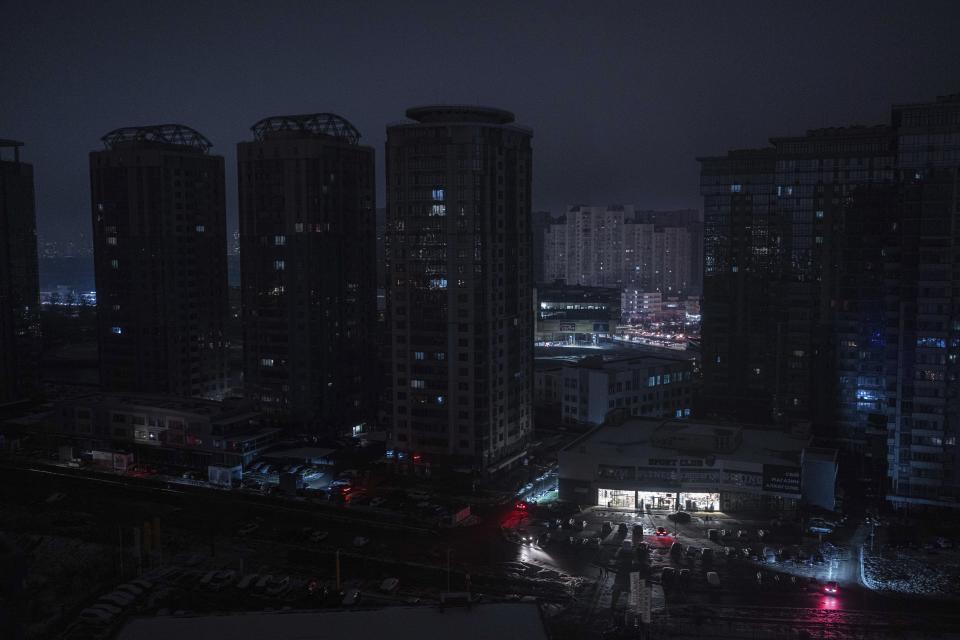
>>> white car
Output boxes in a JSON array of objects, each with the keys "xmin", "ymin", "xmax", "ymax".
[
  {"xmin": 79, "ymin": 608, "xmax": 114, "ymax": 624},
  {"xmin": 116, "ymin": 583, "xmax": 144, "ymax": 597},
  {"xmin": 99, "ymin": 592, "xmax": 134, "ymax": 607},
  {"xmin": 379, "ymin": 577, "xmax": 399, "ymax": 593}
]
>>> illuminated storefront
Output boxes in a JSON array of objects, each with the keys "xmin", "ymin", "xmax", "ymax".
[{"xmin": 559, "ymin": 417, "xmax": 837, "ymax": 514}]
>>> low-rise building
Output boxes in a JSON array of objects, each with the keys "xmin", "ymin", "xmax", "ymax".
[
  {"xmin": 49, "ymin": 393, "xmax": 279, "ymax": 472},
  {"xmin": 536, "ymin": 353, "xmax": 693, "ymax": 425},
  {"xmin": 559, "ymin": 415, "xmax": 836, "ymax": 512},
  {"xmin": 621, "ymin": 290, "xmax": 662, "ymax": 319},
  {"xmin": 535, "ymin": 283, "xmax": 621, "ymax": 344}
]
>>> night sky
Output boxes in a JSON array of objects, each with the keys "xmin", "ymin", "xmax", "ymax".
[{"xmin": 2, "ymin": 0, "xmax": 958, "ymax": 245}]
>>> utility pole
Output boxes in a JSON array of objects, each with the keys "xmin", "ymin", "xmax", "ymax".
[
  {"xmin": 336, "ymin": 549, "xmax": 341, "ymax": 590},
  {"xmin": 446, "ymin": 549, "xmax": 452, "ymax": 592}
]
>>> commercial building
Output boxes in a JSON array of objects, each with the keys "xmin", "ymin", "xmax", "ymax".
[
  {"xmin": 698, "ymin": 92, "xmax": 960, "ymax": 510},
  {"xmin": 0, "ymin": 140, "xmax": 41, "ymax": 405},
  {"xmin": 385, "ymin": 105, "xmax": 533, "ymax": 474},
  {"xmin": 90, "ymin": 125, "xmax": 228, "ymax": 398},
  {"xmin": 621, "ymin": 290, "xmax": 662, "ymax": 319},
  {"xmin": 535, "ymin": 353, "xmax": 693, "ymax": 425},
  {"xmin": 49, "ymin": 393, "xmax": 278, "ymax": 472},
  {"xmin": 535, "ymin": 283, "xmax": 621, "ymax": 343},
  {"xmin": 238, "ymin": 113, "xmax": 376, "ymax": 434},
  {"xmin": 559, "ymin": 415, "xmax": 836, "ymax": 512}
]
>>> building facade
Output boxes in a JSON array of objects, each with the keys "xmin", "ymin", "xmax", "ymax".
[
  {"xmin": 50, "ymin": 393, "xmax": 278, "ymax": 472},
  {"xmin": 238, "ymin": 113, "xmax": 376, "ymax": 434},
  {"xmin": 0, "ymin": 140, "xmax": 41, "ymax": 405},
  {"xmin": 535, "ymin": 354, "xmax": 693, "ymax": 425},
  {"xmin": 543, "ymin": 205, "xmax": 699, "ymax": 298},
  {"xmin": 559, "ymin": 416, "xmax": 836, "ymax": 513},
  {"xmin": 699, "ymin": 93, "xmax": 960, "ymax": 510},
  {"xmin": 535, "ymin": 283, "xmax": 621, "ymax": 343},
  {"xmin": 90, "ymin": 125, "xmax": 228, "ymax": 398},
  {"xmin": 385, "ymin": 105, "xmax": 533, "ymax": 473}
]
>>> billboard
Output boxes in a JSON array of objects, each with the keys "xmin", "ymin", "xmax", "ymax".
[{"xmin": 762, "ymin": 464, "xmax": 801, "ymax": 494}]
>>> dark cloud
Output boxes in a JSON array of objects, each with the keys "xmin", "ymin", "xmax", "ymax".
[{"xmin": 2, "ymin": 0, "xmax": 958, "ymax": 243}]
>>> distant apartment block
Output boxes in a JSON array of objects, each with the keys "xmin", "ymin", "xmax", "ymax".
[{"xmin": 543, "ymin": 205, "xmax": 702, "ymax": 298}]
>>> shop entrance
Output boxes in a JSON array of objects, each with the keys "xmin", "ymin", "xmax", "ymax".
[
  {"xmin": 679, "ymin": 492, "xmax": 720, "ymax": 511},
  {"xmin": 636, "ymin": 491, "xmax": 678, "ymax": 510},
  {"xmin": 598, "ymin": 488, "xmax": 636, "ymax": 509}
]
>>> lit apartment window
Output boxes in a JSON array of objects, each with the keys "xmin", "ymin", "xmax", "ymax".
[
  {"xmin": 411, "ymin": 379, "xmax": 425, "ymax": 389},
  {"xmin": 260, "ymin": 358, "xmax": 274, "ymax": 367},
  {"xmin": 274, "ymin": 235, "xmax": 286, "ymax": 246},
  {"xmin": 815, "ymin": 210, "xmax": 824, "ymax": 219},
  {"xmin": 196, "ymin": 224, "xmax": 205, "ymax": 232},
  {"xmin": 430, "ymin": 204, "xmax": 446, "ymax": 216},
  {"xmin": 111, "ymin": 326, "xmax": 123, "ymax": 335},
  {"xmin": 111, "ymin": 259, "xmax": 119, "ymax": 269},
  {"xmin": 106, "ymin": 237, "xmax": 117, "ymax": 245},
  {"xmin": 414, "ymin": 351, "xmax": 425, "ymax": 360},
  {"xmin": 295, "ymin": 222, "xmax": 305, "ymax": 233},
  {"xmin": 432, "ymin": 187, "xmax": 445, "ymax": 201},
  {"xmin": 274, "ymin": 260, "xmax": 285, "ymax": 271},
  {"xmin": 730, "ymin": 184, "xmax": 742, "ymax": 193}
]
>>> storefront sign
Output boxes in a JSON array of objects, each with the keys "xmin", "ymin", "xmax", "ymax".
[{"xmin": 762, "ymin": 464, "xmax": 801, "ymax": 493}]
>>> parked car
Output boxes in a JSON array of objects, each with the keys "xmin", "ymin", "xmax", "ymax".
[
  {"xmin": 380, "ymin": 578, "xmax": 400, "ymax": 593},
  {"xmin": 669, "ymin": 512, "xmax": 692, "ymax": 524},
  {"xmin": 601, "ymin": 522, "xmax": 613, "ymax": 538},
  {"xmin": 701, "ymin": 548, "xmax": 715, "ymax": 564},
  {"xmin": 617, "ymin": 522, "xmax": 628, "ymax": 535},
  {"xmin": 670, "ymin": 542, "xmax": 683, "ymax": 557},
  {"xmin": 707, "ymin": 571, "xmax": 721, "ymax": 587},
  {"xmin": 237, "ymin": 574, "xmax": 260, "ymax": 591},
  {"xmin": 78, "ymin": 608, "xmax": 114, "ymax": 624},
  {"xmin": 707, "ymin": 528, "xmax": 720, "ymax": 542},
  {"xmin": 265, "ymin": 576, "xmax": 290, "ymax": 597}
]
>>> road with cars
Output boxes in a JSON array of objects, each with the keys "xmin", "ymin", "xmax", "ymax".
[{"xmin": 3, "ymin": 457, "xmax": 960, "ymax": 639}]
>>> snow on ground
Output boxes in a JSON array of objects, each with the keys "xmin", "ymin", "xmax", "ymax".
[{"xmin": 863, "ymin": 547, "xmax": 960, "ymax": 598}]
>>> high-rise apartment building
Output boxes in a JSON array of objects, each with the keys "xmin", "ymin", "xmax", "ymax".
[
  {"xmin": 699, "ymin": 93, "xmax": 960, "ymax": 510},
  {"xmin": 0, "ymin": 140, "xmax": 41, "ymax": 404},
  {"xmin": 238, "ymin": 113, "xmax": 376, "ymax": 434},
  {"xmin": 385, "ymin": 105, "xmax": 533, "ymax": 473},
  {"xmin": 90, "ymin": 124, "xmax": 228, "ymax": 398},
  {"xmin": 543, "ymin": 205, "xmax": 698, "ymax": 298},
  {"xmin": 885, "ymin": 95, "xmax": 960, "ymax": 509}
]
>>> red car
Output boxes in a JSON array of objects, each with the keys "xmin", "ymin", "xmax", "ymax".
[
  {"xmin": 824, "ymin": 581, "xmax": 839, "ymax": 594},
  {"xmin": 655, "ymin": 526, "xmax": 669, "ymax": 536},
  {"xmin": 515, "ymin": 501, "xmax": 528, "ymax": 511}
]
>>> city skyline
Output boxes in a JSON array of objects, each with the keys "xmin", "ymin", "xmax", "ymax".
[{"xmin": 3, "ymin": 2, "xmax": 958, "ymax": 246}]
